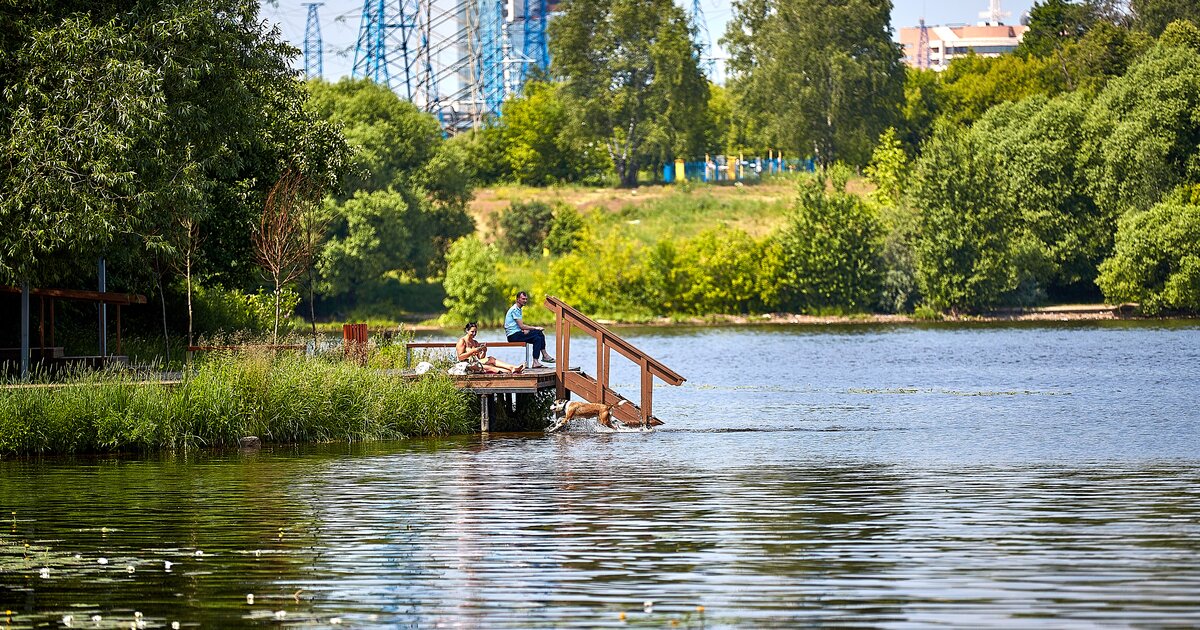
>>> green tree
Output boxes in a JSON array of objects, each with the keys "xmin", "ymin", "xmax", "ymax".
[
  {"xmin": 1017, "ymin": 0, "xmax": 1124, "ymax": 58},
  {"xmin": 1132, "ymin": 0, "xmax": 1200, "ymax": 36},
  {"xmin": 899, "ymin": 68, "xmax": 943, "ymax": 154},
  {"xmin": 1078, "ymin": 28, "xmax": 1200, "ymax": 219},
  {"xmin": 674, "ymin": 226, "xmax": 766, "ymax": 314},
  {"xmin": 545, "ymin": 204, "xmax": 588, "ymax": 255},
  {"xmin": 974, "ymin": 93, "xmax": 1107, "ymax": 298},
  {"xmin": 0, "ymin": 1, "xmax": 348, "ymax": 293},
  {"xmin": 442, "ymin": 236, "xmax": 506, "ymax": 325},
  {"xmin": 1097, "ymin": 197, "xmax": 1200, "ymax": 314},
  {"xmin": 864, "ymin": 128, "xmax": 908, "ymax": 207},
  {"xmin": 549, "ymin": 0, "xmax": 709, "ymax": 186},
  {"xmin": 319, "ymin": 189, "xmax": 471, "ymax": 304},
  {"xmin": 500, "ymin": 81, "xmax": 609, "ymax": 185},
  {"xmin": 499, "ymin": 201, "xmax": 555, "ymax": 255},
  {"xmin": 938, "ymin": 52, "xmax": 1065, "ymax": 126},
  {"xmin": 769, "ymin": 177, "xmax": 884, "ymax": 313},
  {"xmin": 723, "ymin": 0, "xmax": 904, "ymax": 166},
  {"xmin": 0, "ymin": 16, "xmax": 161, "ymax": 285},
  {"xmin": 912, "ymin": 124, "xmax": 1018, "ymax": 312},
  {"xmin": 448, "ymin": 123, "xmax": 509, "ymax": 186},
  {"xmin": 306, "ymin": 77, "xmax": 470, "ymax": 207}
]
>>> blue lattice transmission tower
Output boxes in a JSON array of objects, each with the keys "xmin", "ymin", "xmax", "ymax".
[
  {"xmin": 353, "ymin": 0, "xmax": 391, "ymax": 86},
  {"xmin": 352, "ymin": 0, "xmax": 513, "ymax": 130},
  {"xmin": 520, "ymin": 0, "xmax": 550, "ymax": 84},
  {"xmin": 303, "ymin": 3, "xmax": 324, "ymax": 79}
]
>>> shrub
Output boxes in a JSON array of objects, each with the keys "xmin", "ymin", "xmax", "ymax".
[
  {"xmin": 545, "ymin": 203, "xmax": 587, "ymax": 255},
  {"xmin": 442, "ymin": 236, "xmax": 507, "ymax": 325},
  {"xmin": 769, "ymin": 177, "xmax": 884, "ymax": 313},
  {"xmin": 192, "ymin": 284, "xmax": 297, "ymax": 336},
  {"xmin": 1097, "ymin": 198, "xmax": 1200, "ymax": 314},
  {"xmin": 499, "ymin": 200, "xmax": 555, "ymax": 255}
]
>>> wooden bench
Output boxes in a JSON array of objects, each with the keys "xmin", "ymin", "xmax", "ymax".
[{"xmin": 405, "ymin": 341, "xmax": 531, "ymax": 367}]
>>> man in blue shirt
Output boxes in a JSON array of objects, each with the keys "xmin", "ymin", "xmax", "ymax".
[{"xmin": 505, "ymin": 291, "xmax": 555, "ymax": 369}]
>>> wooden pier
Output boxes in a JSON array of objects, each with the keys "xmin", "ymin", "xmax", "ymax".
[{"xmin": 408, "ymin": 296, "xmax": 686, "ymax": 432}]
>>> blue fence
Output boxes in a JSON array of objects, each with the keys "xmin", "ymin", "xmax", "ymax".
[{"xmin": 663, "ymin": 157, "xmax": 816, "ymax": 183}]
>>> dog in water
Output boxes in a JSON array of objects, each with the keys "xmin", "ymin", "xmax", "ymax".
[{"xmin": 548, "ymin": 399, "xmax": 665, "ymax": 432}]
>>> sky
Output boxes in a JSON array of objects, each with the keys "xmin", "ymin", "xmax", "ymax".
[{"xmin": 259, "ymin": 0, "xmax": 1038, "ymax": 83}]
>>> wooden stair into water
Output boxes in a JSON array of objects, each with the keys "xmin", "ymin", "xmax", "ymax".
[
  {"xmin": 560, "ymin": 369, "xmax": 659, "ymax": 426},
  {"xmin": 420, "ymin": 297, "xmax": 685, "ymax": 432}
]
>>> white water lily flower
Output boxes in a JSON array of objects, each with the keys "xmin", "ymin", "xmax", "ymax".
[
  {"xmin": 91, "ymin": 614, "xmax": 102, "ymax": 624},
  {"xmin": 273, "ymin": 611, "xmax": 287, "ymax": 620},
  {"xmin": 330, "ymin": 618, "xmax": 342, "ymax": 625},
  {"xmin": 40, "ymin": 567, "xmax": 50, "ymax": 578},
  {"xmin": 194, "ymin": 550, "xmax": 203, "ymax": 557},
  {"xmin": 643, "ymin": 600, "xmax": 654, "ymax": 613},
  {"xmin": 163, "ymin": 561, "xmax": 173, "ymax": 570},
  {"xmin": 171, "ymin": 623, "xmax": 180, "ymax": 630},
  {"xmin": 126, "ymin": 565, "xmax": 135, "ymax": 573},
  {"xmin": 246, "ymin": 594, "xmax": 255, "ymax": 605},
  {"xmin": 97, "ymin": 558, "xmax": 108, "ymax": 565},
  {"xmin": 62, "ymin": 614, "xmax": 73, "ymax": 627}
]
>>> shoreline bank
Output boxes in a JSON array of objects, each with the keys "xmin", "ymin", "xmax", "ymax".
[{"xmin": 396, "ymin": 304, "xmax": 1191, "ymax": 333}]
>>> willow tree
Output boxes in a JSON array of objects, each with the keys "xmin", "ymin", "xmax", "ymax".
[
  {"xmin": 549, "ymin": 0, "xmax": 709, "ymax": 187},
  {"xmin": 723, "ymin": 0, "xmax": 904, "ymax": 166}
]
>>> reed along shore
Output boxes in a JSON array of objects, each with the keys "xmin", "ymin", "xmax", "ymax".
[{"xmin": 0, "ymin": 352, "xmax": 475, "ymax": 456}]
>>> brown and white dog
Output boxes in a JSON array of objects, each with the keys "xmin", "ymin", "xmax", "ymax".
[{"xmin": 548, "ymin": 399, "xmax": 665, "ymax": 432}]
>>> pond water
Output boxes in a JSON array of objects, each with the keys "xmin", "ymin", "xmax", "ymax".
[{"xmin": 3, "ymin": 321, "xmax": 1200, "ymax": 628}]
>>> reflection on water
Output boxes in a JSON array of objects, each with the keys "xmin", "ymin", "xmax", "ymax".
[{"xmin": 3, "ymin": 321, "xmax": 1200, "ymax": 627}]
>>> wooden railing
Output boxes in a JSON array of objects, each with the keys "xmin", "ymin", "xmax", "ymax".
[{"xmin": 544, "ymin": 296, "xmax": 685, "ymax": 425}]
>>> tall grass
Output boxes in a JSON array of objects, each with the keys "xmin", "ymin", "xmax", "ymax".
[{"xmin": 0, "ymin": 352, "xmax": 474, "ymax": 456}]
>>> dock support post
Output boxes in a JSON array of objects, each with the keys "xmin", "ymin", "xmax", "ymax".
[{"xmin": 480, "ymin": 393, "xmax": 490, "ymax": 433}]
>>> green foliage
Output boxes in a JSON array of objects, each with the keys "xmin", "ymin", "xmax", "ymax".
[
  {"xmin": 550, "ymin": 0, "xmax": 709, "ymax": 186},
  {"xmin": 191, "ymin": 285, "xmax": 299, "ymax": 336},
  {"xmin": 0, "ymin": 352, "xmax": 474, "ymax": 455},
  {"xmin": 1132, "ymin": 0, "xmax": 1200, "ymax": 37},
  {"xmin": 1078, "ymin": 33, "xmax": 1200, "ymax": 218},
  {"xmin": 865, "ymin": 128, "xmax": 909, "ymax": 207},
  {"xmin": 768, "ymin": 178, "xmax": 884, "ymax": 313},
  {"xmin": 499, "ymin": 201, "xmax": 555, "ymax": 255},
  {"xmin": 448, "ymin": 124, "xmax": 510, "ymax": 186},
  {"xmin": 0, "ymin": 0, "xmax": 350, "ymax": 296},
  {"xmin": 1017, "ymin": 0, "xmax": 1119, "ymax": 58},
  {"xmin": 899, "ymin": 68, "xmax": 943, "ymax": 154},
  {"xmin": 980, "ymin": 92, "xmax": 1112, "ymax": 296},
  {"xmin": 1097, "ymin": 199, "xmax": 1200, "ymax": 314},
  {"xmin": 0, "ymin": 16, "xmax": 160, "ymax": 284},
  {"xmin": 938, "ymin": 52, "xmax": 1065, "ymax": 126},
  {"xmin": 442, "ymin": 236, "xmax": 507, "ymax": 325},
  {"xmin": 306, "ymin": 78, "xmax": 466, "ymax": 202},
  {"xmin": 878, "ymin": 204, "xmax": 922, "ymax": 313},
  {"xmin": 1053, "ymin": 22, "xmax": 1153, "ymax": 93},
  {"xmin": 500, "ymin": 81, "xmax": 608, "ymax": 185},
  {"xmin": 912, "ymin": 124, "xmax": 1019, "ymax": 312},
  {"xmin": 724, "ymin": 0, "xmax": 904, "ymax": 166},
  {"xmin": 539, "ymin": 233, "xmax": 653, "ymax": 319},
  {"xmin": 320, "ymin": 189, "xmax": 473, "ymax": 304},
  {"xmin": 545, "ymin": 204, "xmax": 588, "ymax": 255},
  {"xmin": 673, "ymin": 226, "xmax": 767, "ymax": 314}
]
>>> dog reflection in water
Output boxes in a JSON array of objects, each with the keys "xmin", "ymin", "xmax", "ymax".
[{"xmin": 547, "ymin": 399, "xmax": 665, "ymax": 433}]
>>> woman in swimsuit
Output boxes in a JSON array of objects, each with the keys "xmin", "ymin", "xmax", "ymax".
[{"xmin": 456, "ymin": 322, "xmax": 524, "ymax": 374}]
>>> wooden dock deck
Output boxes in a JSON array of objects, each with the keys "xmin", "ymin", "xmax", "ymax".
[{"xmin": 413, "ymin": 296, "xmax": 686, "ymax": 432}]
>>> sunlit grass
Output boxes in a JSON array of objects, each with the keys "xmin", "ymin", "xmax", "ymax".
[{"xmin": 0, "ymin": 351, "xmax": 474, "ymax": 455}]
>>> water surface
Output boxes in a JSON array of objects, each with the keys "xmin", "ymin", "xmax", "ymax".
[{"xmin": 3, "ymin": 321, "xmax": 1199, "ymax": 627}]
